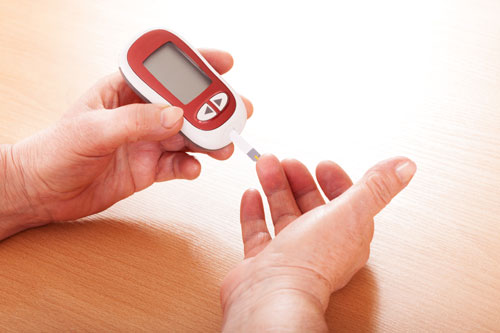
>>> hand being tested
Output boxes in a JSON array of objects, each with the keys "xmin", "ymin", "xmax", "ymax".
[
  {"xmin": 221, "ymin": 154, "xmax": 416, "ymax": 332},
  {"xmin": 0, "ymin": 49, "xmax": 253, "ymax": 240}
]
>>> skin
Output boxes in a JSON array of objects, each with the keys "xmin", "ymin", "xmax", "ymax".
[
  {"xmin": 221, "ymin": 154, "xmax": 416, "ymax": 332},
  {"xmin": 0, "ymin": 49, "xmax": 253, "ymax": 240},
  {"xmin": 0, "ymin": 49, "xmax": 416, "ymax": 331}
]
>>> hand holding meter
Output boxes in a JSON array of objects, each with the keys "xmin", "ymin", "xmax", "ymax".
[{"xmin": 119, "ymin": 29, "xmax": 259, "ymax": 158}]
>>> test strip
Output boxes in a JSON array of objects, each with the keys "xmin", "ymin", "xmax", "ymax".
[{"xmin": 230, "ymin": 130, "xmax": 261, "ymax": 162}]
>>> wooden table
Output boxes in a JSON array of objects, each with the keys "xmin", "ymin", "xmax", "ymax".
[{"xmin": 1, "ymin": 0, "xmax": 499, "ymax": 331}]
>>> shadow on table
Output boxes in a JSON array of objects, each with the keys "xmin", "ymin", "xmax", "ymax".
[
  {"xmin": 325, "ymin": 267, "xmax": 379, "ymax": 332},
  {"xmin": 0, "ymin": 217, "xmax": 227, "ymax": 331}
]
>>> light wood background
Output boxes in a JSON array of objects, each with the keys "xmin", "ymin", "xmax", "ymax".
[{"xmin": 1, "ymin": 0, "xmax": 500, "ymax": 331}]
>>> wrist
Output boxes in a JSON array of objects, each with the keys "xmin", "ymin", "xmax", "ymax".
[
  {"xmin": 221, "ymin": 257, "xmax": 332, "ymax": 332},
  {"xmin": 223, "ymin": 288, "xmax": 328, "ymax": 332},
  {"xmin": 0, "ymin": 144, "xmax": 48, "ymax": 239}
]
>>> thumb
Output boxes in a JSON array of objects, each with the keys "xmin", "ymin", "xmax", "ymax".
[
  {"xmin": 339, "ymin": 157, "xmax": 416, "ymax": 218},
  {"xmin": 81, "ymin": 104, "xmax": 183, "ymax": 153}
]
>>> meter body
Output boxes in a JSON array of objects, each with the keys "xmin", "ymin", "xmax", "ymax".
[{"xmin": 119, "ymin": 29, "xmax": 246, "ymax": 150}]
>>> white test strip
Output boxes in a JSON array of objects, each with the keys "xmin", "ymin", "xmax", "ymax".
[{"xmin": 230, "ymin": 129, "xmax": 261, "ymax": 162}]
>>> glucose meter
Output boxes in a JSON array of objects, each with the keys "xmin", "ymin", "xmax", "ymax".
[{"xmin": 119, "ymin": 29, "xmax": 250, "ymax": 151}]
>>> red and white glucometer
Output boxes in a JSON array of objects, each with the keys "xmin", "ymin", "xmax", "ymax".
[{"xmin": 119, "ymin": 29, "xmax": 247, "ymax": 150}]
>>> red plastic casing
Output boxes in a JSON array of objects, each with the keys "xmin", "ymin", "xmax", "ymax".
[{"xmin": 127, "ymin": 29, "xmax": 235, "ymax": 130}]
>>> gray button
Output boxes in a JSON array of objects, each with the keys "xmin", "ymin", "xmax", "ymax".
[
  {"xmin": 210, "ymin": 92, "xmax": 228, "ymax": 111},
  {"xmin": 213, "ymin": 98, "xmax": 223, "ymax": 107},
  {"xmin": 196, "ymin": 103, "xmax": 217, "ymax": 121}
]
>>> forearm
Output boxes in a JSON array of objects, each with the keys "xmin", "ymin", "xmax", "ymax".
[{"xmin": 0, "ymin": 144, "xmax": 46, "ymax": 240}]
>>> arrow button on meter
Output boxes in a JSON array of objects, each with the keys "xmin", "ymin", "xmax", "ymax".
[
  {"xmin": 210, "ymin": 92, "xmax": 228, "ymax": 111},
  {"xmin": 196, "ymin": 103, "xmax": 217, "ymax": 121}
]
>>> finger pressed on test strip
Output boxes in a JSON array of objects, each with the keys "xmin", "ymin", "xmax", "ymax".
[{"xmin": 230, "ymin": 129, "xmax": 261, "ymax": 162}]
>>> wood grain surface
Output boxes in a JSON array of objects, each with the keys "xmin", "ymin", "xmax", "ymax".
[{"xmin": 1, "ymin": 0, "xmax": 499, "ymax": 331}]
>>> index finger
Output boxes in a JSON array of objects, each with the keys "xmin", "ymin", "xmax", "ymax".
[{"xmin": 256, "ymin": 154, "xmax": 302, "ymax": 235}]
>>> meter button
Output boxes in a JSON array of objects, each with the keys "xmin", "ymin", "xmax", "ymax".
[
  {"xmin": 210, "ymin": 92, "xmax": 228, "ymax": 111},
  {"xmin": 197, "ymin": 103, "xmax": 217, "ymax": 121}
]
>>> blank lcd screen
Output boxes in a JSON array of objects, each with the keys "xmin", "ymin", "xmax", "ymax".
[{"xmin": 143, "ymin": 42, "xmax": 212, "ymax": 104}]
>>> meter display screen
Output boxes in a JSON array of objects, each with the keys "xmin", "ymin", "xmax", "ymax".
[{"xmin": 143, "ymin": 42, "xmax": 212, "ymax": 104}]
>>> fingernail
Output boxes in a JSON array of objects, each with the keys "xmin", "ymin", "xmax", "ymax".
[
  {"xmin": 161, "ymin": 106, "xmax": 183, "ymax": 129},
  {"xmin": 395, "ymin": 160, "xmax": 417, "ymax": 183}
]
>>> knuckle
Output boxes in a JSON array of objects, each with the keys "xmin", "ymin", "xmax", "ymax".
[
  {"xmin": 127, "ymin": 109, "xmax": 149, "ymax": 141},
  {"xmin": 364, "ymin": 171, "xmax": 394, "ymax": 207},
  {"xmin": 245, "ymin": 231, "xmax": 270, "ymax": 248}
]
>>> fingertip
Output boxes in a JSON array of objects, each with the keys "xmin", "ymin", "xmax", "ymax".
[
  {"xmin": 240, "ymin": 188, "xmax": 265, "ymax": 223},
  {"xmin": 242, "ymin": 188, "xmax": 262, "ymax": 202},
  {"xmin": 160, "ymin": 105, "xmax": 184, "ymax": 130},
  {"xmin": 281, "ymin": 158, "xmax": 313, "ymax": 183},
  {"xmin": 281, "ymin": 158, "xmax": 302, "ymax": 169},
  {"xmin": 208, "ymin": 143, "xmax": 234, "ymax": 160},
  {"xmin": 180, "ymin": 155, "xmax": 201, "ymax": 180},
  {"xmin": 256, "ymin": 153, "xmax": 281, "ymax": 179},
  {"xmin": 199, "ymin": 49, "xmax": 234, "ymax": 74},
  {"xmin": 316, "ymin": 160, "xmax": 353, "ymax": 201},
  {"xmin": 240, "ymin": 187, "xmax": 270, "ymax": 259},
  {"xmin": 281, "ymin": 158, "xmax": 311, "ymax": 183},
  {"xmin": 256, "ymin": 154, "xmax": 290, "ymax": 197},
  {"xmin": 316, "ymin": 160, "xmax": 339, "ymax": 179},
  {"xmin": 370, "ymin": 156, "xmax": 417, "ymax": 184},
  {"xmin": 394, "ymin": 158, "xmax": 417, "ymax": 184},
  {"xmin": 218, "ymin": 50, "xmax": 234, "ymax": 71},
  {"xmin": 226, "ymin": 53, "xmax": 235, "ymax": 71},
  {"xmin": 241, "ymin": 96, "xmax": 254, "ymax": 119},
  {"xmin": 256, "ymin": 153, "xmax": 279, "ymax": 170},
  {"xmin": 316, "ymin": 159, "xmax": 335, "ymax": 169}
]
